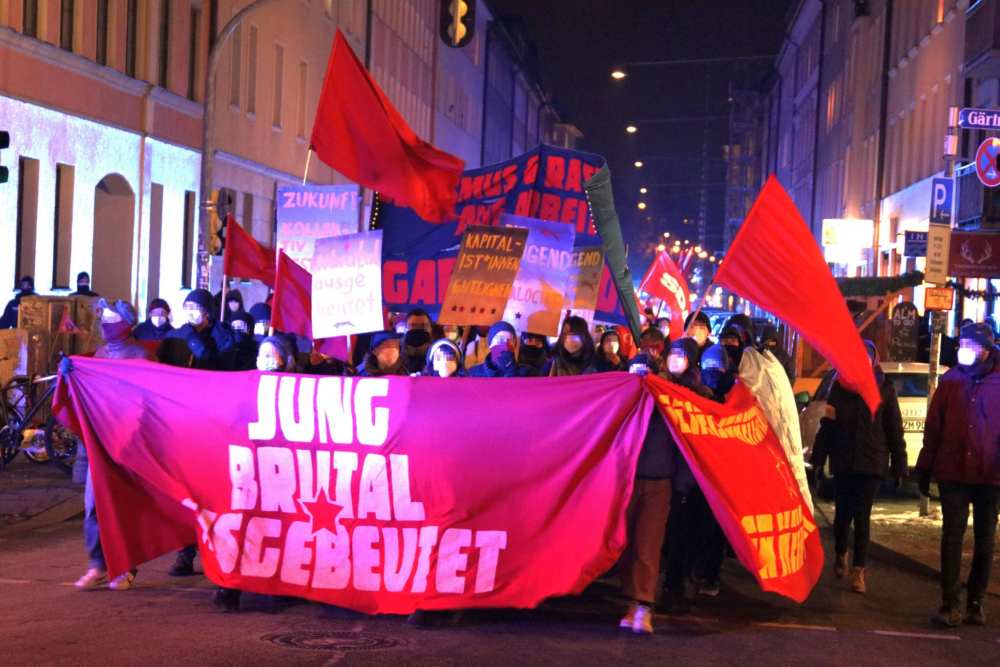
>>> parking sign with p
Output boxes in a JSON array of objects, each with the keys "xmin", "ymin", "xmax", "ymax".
[{"xmin": 929, "ymin": 177, "xmax": 953, "ymax": 225}]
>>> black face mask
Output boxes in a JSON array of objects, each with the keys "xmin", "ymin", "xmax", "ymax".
[
  {"xmin": 519, "ymin": 346, "xmax": 546, "ymax": 367},
  {"xmin": 724, "ymin": 344, "xmax": 743, "ymax": 368},
  {"xmin": 404, "ymin": 329, "xmax": 431, "ymax": 348}
]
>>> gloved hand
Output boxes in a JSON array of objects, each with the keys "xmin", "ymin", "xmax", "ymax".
[
  {"xmin": 917, "ymin": 469, "xmax": 932, "ymax": 497},
  {"xmin": 58, "ymin": 356, "xmax": 74, "ymax": 377},
  {"xmin": 187, "ymin": 336, "xmax": 207, "ymax": 359}
]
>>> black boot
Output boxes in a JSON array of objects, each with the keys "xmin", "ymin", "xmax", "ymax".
[
  {"xmin": 168, "ymin": 546, "xmax": 196, "ymax": 576},
  {"xmin": 213, "ymin": 587, "xmax": 241, "ymax": 612}
]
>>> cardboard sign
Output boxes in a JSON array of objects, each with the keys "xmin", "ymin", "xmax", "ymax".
[
  {"xmin": 888, "ymin": 301, "xmax": 919, "ymax": 362},
  {"xmin": 562, "ymin": 245, "xmax": 606, "ymax": 328},
  {"xmin": 439, "ymin": 225, "xmax": 528, "ymax": 325},
  {"xmin": 924, "ymin": 223, "xmax": 952, "ymax": 285},
  {"xmin": 924, "ymin": 287, "xmax": 955, "ymax": 311},
  {"xmin": 276, "ymin": 184, "xmax": 360, "ymax": 272},
  {"xmin": 310, "ymin": 231, "xmax": 383, "ymax": 338},
  {"xmin": 501, "ymin": 214, "xmax": 576, "ymax": 336}
]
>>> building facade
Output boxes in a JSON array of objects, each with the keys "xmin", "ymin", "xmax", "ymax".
[{"xmin": 1, "ymin": 0, "xmax": 576, "ymax": 317}]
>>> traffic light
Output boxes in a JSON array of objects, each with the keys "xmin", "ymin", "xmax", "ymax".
[
  {"xmin": 207, "ymin": 189, "xmax": 232, "ymax": 256},
  {"xmin": 0, "ymin": 131, "xmax": 9, "ymax": 184},
  {"xmin": 439, "ymin": 0, "xmax": 475, "ymax": 48}
]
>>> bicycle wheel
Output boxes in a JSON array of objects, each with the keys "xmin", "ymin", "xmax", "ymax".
[
  {"xmin": 43, "ymin": 416, "xmax": 78, "ymax": 474},
  {"xmin": 0, "ymin": 424, "xmax": 19, "ymax": 466}
]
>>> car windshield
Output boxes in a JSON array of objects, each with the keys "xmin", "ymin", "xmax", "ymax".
[{"xmin": 886, "ymin": 373, "xmax": 930, "ymax": 398}]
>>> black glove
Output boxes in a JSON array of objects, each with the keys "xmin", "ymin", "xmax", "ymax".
[
  {"xmin": 187, "ymin": 336, "xmax": 207, "ymax": 359},
  {"xmin": 917, "ymin": 469, "xmax": 931, "ymax": 497}
]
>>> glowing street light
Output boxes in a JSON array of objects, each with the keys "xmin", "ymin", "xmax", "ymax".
[
  {"xmin": 633, "ymin": 160, "xmax": 644, "ymax": 168},
  {"xmin": 709, "ymin": 256, "xmax": 717, "ymax": 263},
  {"xmin": 656, "ymin": 243, "xmax": 666, "ymax": 252},
  {"xmin": 611, "ymin": 69, "xmax": 627, "ymax": 80},
  {"xmin": 637, "ymin": 201, "xmax": 647, "ymax": 210},
  {"xmin": 698, "ymin": 251, "xmax": 709, "ymax": 259},
  {"xmin": 639, "ymin": 187, "xmax": 648, "ymax": 194},
  {"xmin": 694, "ymin": 245, "xmax": 702, "ymax": 253},
  {"xmin": 670, "ymin": 246, "xmax": 680, "ymax": 254},
  {"xmin": 662, "ymin": 232, "xmax": 670, "ymax": 238},
  {"xmin": 626, "ymin": 125, "xmax": 638, "ymax": 134}
]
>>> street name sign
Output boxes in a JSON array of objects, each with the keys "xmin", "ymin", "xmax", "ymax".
[{"xmin": 958, "ymin": 107, "xmax": 1000, "ymax": 130}]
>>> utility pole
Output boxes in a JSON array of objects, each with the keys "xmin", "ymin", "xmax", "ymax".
[{"xmin": 198, "ymin": 0, "xmax": 284, "ymax": 289}]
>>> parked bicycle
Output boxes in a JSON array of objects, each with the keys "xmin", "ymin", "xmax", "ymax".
[{"xmin": 0, "ymin": 373, "xmax": 78, "ymax": 473}]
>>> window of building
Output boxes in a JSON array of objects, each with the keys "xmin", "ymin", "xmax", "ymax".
[
  {"xmin": 297, "ymin": 60, "xmax": 308, "ymax": 139},
  {"xmin": 16, "ymin": 157, "xmax": 40, "ymax": 281},
  {"xmin": 22, "ymin": 0, "xmax": 38, "ymax": 37},
  {"xmin": 247, "ymin": 25, "xmax": 258, "ymax": 115},
  {"xmin": 229, "ymin": 24, "xmax": 242, "ymax": 108},
  {"xmin": 96, "ymin": 0, "xmax": 109, "ymax": 65},
  {"xmin": 158, "ymin": 0, "xmax": 171, "ymax": 88},
  {"xmin": 125, "ymin": 0, "xmax": 138, "ymax": 77},
  {"xmin": 187, "ymin": 8, "xmax": 200, "ymax": 100},
  {"xmin": 273, "ymin": 44, "xmax": 284, "ymax": 128},
  {"xmin": 242, "ymin": 192, "xmax": 254, "ymax": 232},
  {"xmin": 52, "ymin": 164, "xmax": 75, "ymax": 289},
  {"xmin": 181, "ymin": 191, "xmax": 196, "ymax": 288},
  {"xmin": 60, "ymin": 0, "xmax": 75, "ymax": 51}
]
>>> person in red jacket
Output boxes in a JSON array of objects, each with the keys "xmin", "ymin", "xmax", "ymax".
[{"xmin": 916, "ymin": 323, "xmax": 1000, "ymax": 628}]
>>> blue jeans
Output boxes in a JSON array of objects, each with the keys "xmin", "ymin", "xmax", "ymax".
[{"xmin": 84, "ymin": 464, "xmax": 106, "ymax": 570}]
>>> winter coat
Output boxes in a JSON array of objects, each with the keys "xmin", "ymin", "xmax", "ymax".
[
  {"xmin": 161, "ymin": 323, "xmax": 222, "ymax": 370},
  {"xmin": 916, "ymin": 348, "xmax": 1000, "ymax": 486},
  {"xmin": 357, "ymin": 353, "xmax": 408, "ymax": 377},
  {"xmin": 0, "ymin": 290, "xmax": 33, "ymax": 329},
  {"xmin": 811, "ymin": 370, "xmax": 907, "ymax": 479},
  {"xmin": 94, "ymin": 336, "xmax": 155, "ymax": 361},
  {"xmin": 585, "ymin": 351, "xmax": 630, "ymax": 373},
  {"xmin": 467, "ymin": 353, "xmax": 536, "ymax": 378},
  {"xmin": 133, "ymin": 319, "xmax": 174, "ymax": 341}
]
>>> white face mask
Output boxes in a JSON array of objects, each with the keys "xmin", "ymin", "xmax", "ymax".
[
  {"xmin": 668, "ymin": 355, "xmax": 688, "ymax": 375},
  {"xmin": 186, "ymin": 309, "xmax": 205, "ymax": 327},
  {"xmin": 257, "ymin": 357, "xmax": 281, "ymax": 372},
  {"xmin": 692, "ymin": 328, "xmax": 708, "ymax": 346},
  {"xmin": 606, "ymin": 341, "xmax": 620, "ymax": 355},
  {"xmin": 445, "ymin": 330, "xmax": 460, "ymax": 342},
  {"xmin": 231, "ymin": 319, "xmax": 248, "ymax": 333},
  {"xmin": 957, "ymin": 347, "xmax": 979, "ymax": 367},
  {"xmin": 253, "ymin": 322, "xmax": 268, "ymax": 336},
  {"xmin": 150, "ymin": 316, "xmax": 167, "ymax": 328},
  {"xmin": 434, "ymin": 358, "xmax": 458, "ymax": 377},
  {"xmin": 564, "ymin": 334, "xmax": 584, "ymax": 354},
  {"xmin": 659, "ymin": 326, "xmax": 671, "ymax": 338}
]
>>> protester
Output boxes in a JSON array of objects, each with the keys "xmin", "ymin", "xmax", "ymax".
[
  {"xmin": 810, "ymin": 340, "xmax": 906, "ymax": 595},
  {"xmin": 653, "ymin": 316, "xmax": 672, "ymax": 342},
  {"xmin": 256, "ymin": 336, "xmax": 296, "ymax": 373},
  {"xmin": 468, "ymin": 322, "xmax": 535, "ymax": 377},
  {"xmin": 248, "ymin": 302, "xmax": 271, "ymax": 340},
  {"xmin": 615, "ymin": 324, "xmax": 638, "ymax": 360},
  {"xmin": 74, "ymin": 302, "xmax": 153, "ymax": 592},
  {"xmin": 0, "ymin": 275, "xmax": 35, "ymax": 329},
  {"xmin": 404, "ymin": 308, "xmax": 434, "ymax": 335},
  {"xmin": 402, "ymin": 327, "xmax": 433, "ymax": 374},
  {"xmin": 724, "ymin": 314, "xmax": 756, "ymax": 349},
  {"xmin": 133, "ymin": 298, "xmax": 174, "ymax": 341},
  {"xmin": 637, "ymin": 326, "xmax": 667, "ymax": 368},
  {"xmin": 700, "ymin": 343, "xmax": 736, "ymax": 400},
  {"xmin": 517, "ymin": 331, "xmax": 549, "ymax": 374},
  {"xmin": 70, "ymin": 271, "xmax": 99, "ymax": 297},
  {"xmin": 222, "ymin": 289, "xmax": 254, "ymax": 330},
  {"xmin": 719, "ymin": 324, "xmax": 747, "ymax": 370},
  {"xmin": 916, "ymin": 323, "xmax": 999, "ymax": 628},
  {"xmin": 359, "ymin": 331, "xmax": 407, "ymax": 376},
  {"xmin": 464, "ymin": 326, "xmax": 490, "ymax": 369},
  {"xmin": 587, "ymin": 329, "xmax": 629, "ymax": 373},
  {"xmin": 440, "ymin": 323, "xmax": 463, "ymax": 344},
  {"xmin": 423, "ymin": 338, "xmax": 465, "ymax": 377},
  {"xmin": 159, "ymin": 289, "xmax": 223, "ymax": 370},
  {"xmin": 684, "ymin": 311, "xmax": 712, "ymax": 363},
  {"xmin": 759, "ymin": 324, "xmax": 795, "ymax": 383},
  {"xmin": 618, "ymin": 353, "xmax": 672, "ymax": 634},
  {"xmin": 543, "ymin": 316, "xmax": 595, "ymax": 376}
]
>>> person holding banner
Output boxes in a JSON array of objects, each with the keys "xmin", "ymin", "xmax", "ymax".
[
  {"xmin": 684, "ymin": 311, "xmax": 713, "ymax": 363},
  {"xmin": 517, "ymin": 332, "xmax": 550, "ymax": 374},
  {"xmin": 160, "ymin": 289, "xmax": 225, "ymax": 371},
  {"xmin": 468, "ymin": 322, "xmax": 536, "ymax": 378},
  {"xmin": 358, "ymin": 332, "xmax": 407, "ymax": 377},
  {"xmin": 587, "ymin": 329, "xmax": 629, "ymax": 373},
  {"xmin": 543, "ymin": 316, "xmax": 596, "ymax": 377},
  {"xmin": 133, "ymin": 299, "xmax": 174, "ymax": 341},
  {"xmin": 422, "ymin": 339, "xmax": 465, "ymax": 378},
  {"xmin": 810, "ymin": 341, "xmax": 906, "ymax": 595}
]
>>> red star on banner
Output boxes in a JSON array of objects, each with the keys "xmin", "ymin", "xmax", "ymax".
[{"xmin": 297, "ymin": 489, "xmax": 345, "ymax": 535}]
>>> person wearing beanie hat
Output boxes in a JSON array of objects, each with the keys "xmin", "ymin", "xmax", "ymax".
[
  {"xmin": 248, "ymin": 302, "xmax": 272, "ymax": 339},
  {"xmin": 587, "ymin": 329, "xmax": 629, "ymax": 373},
  {"xmin": 759, "ymin": 324, "xmax": 795, "ymax": 383},
  {"xmin": 517, "ymin": 331, "xmax": 550, "ymax": 374},
  {"xmin": 0, "ymin": 275, "xmax": 36, "ymax": 329},
  {"xmin": 468, "ymin": 320, "xmax": 536, "ymax": 377},
  {"xmin": 700, "ymin": 342, "xmax": 735, "ymax": 400},
  {"xmin": 359, "ymin": 331, "xmax": 407, "ymax": 377},
  {"xmin": 70, "ymin": 271, "xmax": 99, "ymax": 297},
  {"xmin": 684, "ymin": 311, "xmax": 712, "ymax": 359},
  {"xmin": 917, "ymin": 322, "xmax": 1000, "ymax": 628},
  {"xmin": 422, "ymin": 338, "xmax": 465, "ymax": 377},
  {"xmin": 160, "ymin": 288, "xmax": 223, "ymax": 370},
  {"xmin": 810, "ymin": 338, "xmax": 906, "ymax": 596},
  {"xmin": 134, "ymin": 298, "xmax": 174, "ymax": 341}
]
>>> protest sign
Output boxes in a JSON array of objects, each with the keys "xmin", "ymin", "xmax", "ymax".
[
  {"xmin": 561, "ymin": 245, "xmax": 605, "ymax": 328},
  {"xmin": 311, "ymin": 231, "xmax": 384, "ymax": 339},
  {"xmin": 501, "ymin": 214, "xmax": 576, "ymax": 336},
  {"xmin": 276, "ymin": 184, "xmax": 359, "ymax": 272},
  {"xmin": 438, "ymin": 225, "xmax": 528, "ymax": 326}
]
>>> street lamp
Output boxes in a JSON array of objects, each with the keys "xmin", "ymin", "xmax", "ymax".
[
  {"xmin": 639, "ymin": 187, "xmax": 648, "ymax": 194},
  {"xmin": 637, "ymin": 201, "xmax": 647, "ymax": 210},
  {"xmin": 694, "ymin": 245, "xmax": 702, "ymax": 253},
  {"xmin": 633, "ymin": 160, "xmax": 644, "ymax": 168},
  {"xmin": 656, "ymin": 243, "xmax": 666, "ymax": 252},
  {"xmin": 626, "ymin": 125, "xmax": 638, "ymax": 134},
  {"xmin": 611, "ymin": 69, "xmax": 627, "ymax": 80},
  {"xmin": 662, "ymin": 232, "xmax": 670, "ymax": 238}
]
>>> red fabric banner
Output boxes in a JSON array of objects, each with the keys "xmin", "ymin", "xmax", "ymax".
[
  {"xmin": 272, "ymin": 251, "xmax": 349, "ymax": 362},
  {"xmin": 310, "ymin": 31, "xmax": 464, "ymax": 223},
  {"xmin": 54, "ymin": 360, "xmax": 653, "ymax": 614},
  {"xmin": 646, "ymin": 375, "xmax": 823, "ymax": 602},
  {"xmin": 640, "ymin": 251, "xmax": 690, "ymax": 341},
  {"xmin": 713, "ymin": 176, "xmax": 881, "ymax": 414},
  {"xmin": 223, "ymin": 216, "xmax": 276, "ymax": 286}
]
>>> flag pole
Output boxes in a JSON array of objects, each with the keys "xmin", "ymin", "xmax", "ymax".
[
  {"xmin": 302, "ymin": 149, "xmax": 312, "ymax": 185},
  {"xmin": 220, "ymin": 276, "xmax": 228, "ymax": 323}
]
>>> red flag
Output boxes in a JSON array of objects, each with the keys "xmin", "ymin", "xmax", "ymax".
[
  {"xmin": 223, "ymin": 216, "xmax": 276, "ymax": 285},
  {"xmin": 310, "ymin": 31, "xmax": 464, "ymax": 222},
  {"xmin": 714, "ymin": 176, "xmax": 880, "ymax": 413},
  {"xmin": 271, "ymin": 251, "xmax": 349, "ymax": 361},
  {"xmin": 57, "ymin": 305, "xmax": 81, "ymax": 334},
  {"xmin": 640, "ymin": 251, "xmax": 690, "ymax": 341}
]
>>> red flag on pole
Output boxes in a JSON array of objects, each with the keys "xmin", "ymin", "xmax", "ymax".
[
  {"xmin": 713, "ymin": 175, "xmax": 881, "ymax": 414},
  {"xmin": 640, "ymin": 251, "xmax": 691, "ymax": 341},
  {"xmin": 310, "ymin": 31, "xmax": 465, "ymax": 223},
  {"xmin": 271, "ymin": 251, "xmax": 350, "ymax": 362},
  {"xmin": 57, "ymin": 305, "xmax": 81, "ymax": 334},
  {"xmin": 223, "ymin": 216, "xmax": 276, "ymax": 286}
]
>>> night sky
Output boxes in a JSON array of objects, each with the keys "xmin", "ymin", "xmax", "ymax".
[{"xmin": 489, "ymin": 0, "xmax": 792, "ymax": 268}]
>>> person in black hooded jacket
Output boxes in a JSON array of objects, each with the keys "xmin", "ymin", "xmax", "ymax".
[
  {"xmin": 542, "ymin": 316, "xmax": 595, "ymax": 376},
  {"xmin": 759, "ymin": 324, "xmax": 795, "ymax": 383},
  {"xmin": 468, "ymin": 322, "xmax": 536, "ymax": 377},
  {"xmin": 0, "ymin": 275, "xmax": 35, "ymax": 329},
  {"xmin": 811, "ymin": 339, "xmax": 906, "ymax": 595},
  {"xmin": 586, "ymin": 329, "xmax": 629, "ymax": 373},
  {"xmin": 133, "ymin": 298, "xmax": 175, "ymax": 341}
]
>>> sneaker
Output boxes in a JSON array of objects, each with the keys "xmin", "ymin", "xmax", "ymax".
[
  {"xmin": 631, "ymin": 604, "xmax": 654, "ymax": 635},
  {"xmin": 834, "ymin": 553, "xmax": 848, "ymax": 579},
  {"xmin": 108, "ymin": 571, "xmax": 136, "ymax": 591},
  {"xmin": 931, "ymin": 605, "xmax": 962, "ymax": 628},
  {"xmin": 74, "ymin": 567, "xmax": 107, "ymax": 590},
  {"xmin": 619, "ymin": 603, "xmax": 638, "ymax": 630},
  {"xmin": 698, "ymin": 581, "xmax": 720, "ymax": 597},
  {"xmin": 849, "ymin": 567, "xmax": 866, "ymax": 594},
  {"xmin": 965, "ymin": 601, "xmax": 986, "ymax": 626}
]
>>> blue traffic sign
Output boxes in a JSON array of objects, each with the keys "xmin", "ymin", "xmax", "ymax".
[
  {"xmin": 975, "ymin": 138, "xmax": 1000, "ymax": 188},
  {"xmin": 959, "ymin": 107, "xmax": 1000, "ymax": 130},
  {"xmin": 903, "ymin": 231, "xmax": 928, "ymax": 257},
  {"xmin": 929, "ymin": 177, "xmax": 953, "ymax": 224}
]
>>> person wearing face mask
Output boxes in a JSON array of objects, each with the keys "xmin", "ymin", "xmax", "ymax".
[
  {"xmin": 256, "ymin": 336, "xmax": 295, "ymax": 373},
  {"xmin": 402, "ymin": 327, "xmax": 433, "ymax": 375},
  {"xmin": 810, "ymin": 340, "xmax": 905, "ymax": 596},
  {"xmin": 133, "ymin": 298, "xmax": 174, "ymax": 341},
  {"xmin": 222, "ymin": 288, "xmax": 254, "ymax": 330},
  {"xmin": 684, "ymin": 311, "xmax": 712, "ymax": 364},
  {"xmin": 724, "ymin": 314, "xmax": 756, "ymax": 349},
  {"xmin": 517, "ymin": 332, "xmax": 550, "ymax": 374},
  {"xmin": 248, "ymin": 303, "xmax": 272, "ymax": 341},
  {"xmin": 441, "ymin": 323, "xmax": 463, "ymax": 344},
  {"xmin": 463, "ymin": 326, "xmax": 491, "ymax": 369},
  {"xmin": 0, "ymin": 275, "xmax": 35, "ymax": 329},
  {"xmin": 700, "ymin": 343, "xmax": 736, "ymax": 400},
  {"xmin": 359, "ymin": 331, "xmax": 407, "ymax": 377},
  {"xmin": 637, "ymin": 327, "xmax": 667, "ymax": 369},
  {"xmin": 160, "ymin": 289, "xmax": 222, "ymax": 371},
  {"xmin": 69, "ymin": 271, "xmax": 99, "ymax": 297},
  {"xmin": 916, "ymin": 323, "xmax": 1000, "ymax": 628},
  {"xmin": 719, "ymin": 325, "xmax": 747, "ymax": 371},
  {"xmin": 653, "ymin": 317, "xmax": 672, "ymax": 344},
  {"xmin": 759, "ymin": 325, "xmax": 795, "ymax": 383},
  {"xmin": 543, "ymin": 316, "xmax": 596, "ymax": 377},
  {"xmin": 468, "ymin": 321, "xmax": 535, "ymax": 377},
  {"xmin": 422, "ymin": 339, "xmax": 465, "ymax": 377},
  {"xmin": 74, "ymin": 299, "xmax": 153, "ymax": 594},
  {"xmin": 587, "ymin": 329, "xmax": 629, "ymax": 373}
]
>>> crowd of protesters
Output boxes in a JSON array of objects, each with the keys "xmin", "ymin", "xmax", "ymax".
[{"xmin": 3, "ymin": 273, "xmax": 998, "ymax": 634}]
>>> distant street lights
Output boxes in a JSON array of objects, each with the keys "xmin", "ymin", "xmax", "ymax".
[
  {"xmin": 625, "ymin": 125, "xmax": 638, "ymax": 134},
  {"xmin": 633, "ymin": 160, "xmax": 644, "ymax": 168},
  {"xmin": 610, "ymin": 54, "xmax": 776, "ymax": 81},
  {"xmin": 637, "ymin": 202, "xmax": 647, "ymax": 210},
  {"xmin": 639, "ymin": 187, "xmax": 648, "ymax": 194}
]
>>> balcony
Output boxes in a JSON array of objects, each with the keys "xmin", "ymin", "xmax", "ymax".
[
  {"xmin": 965, "ymin": 0, "xmax": 1000, "ymax": 79},
  {"xmin": 955, "ymin": 162, "xmax": 1000, "ymax": 230}
]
